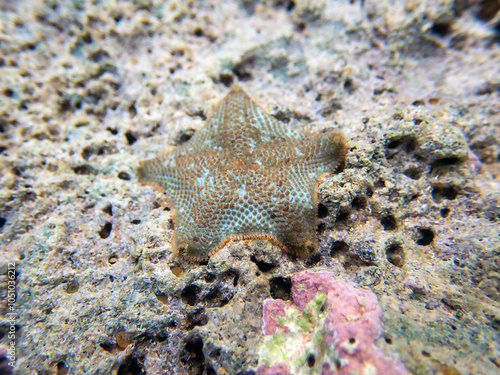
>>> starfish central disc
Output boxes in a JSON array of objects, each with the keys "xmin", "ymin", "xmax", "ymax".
[{"xmin": 138, "ymin": 85, "xmax": 346, "ymax": 260}]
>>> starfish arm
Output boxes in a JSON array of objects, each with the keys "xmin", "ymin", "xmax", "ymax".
[{"xmin": 302, "ymin": 130, "xmax": 347, "ymax": 174}]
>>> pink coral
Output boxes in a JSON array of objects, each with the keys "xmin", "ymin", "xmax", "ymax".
[{"xmin": 258, "ymin": 270, "xmax": 409, "ymax": 375}]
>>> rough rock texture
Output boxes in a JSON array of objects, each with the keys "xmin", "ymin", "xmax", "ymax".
[
  {"xmin": 0, "ymin": 0, "xmax": 499, "ymax": 374},
  {"xmin": 257, "ymin": 270, "xmax": 409, "ymax": 374}
]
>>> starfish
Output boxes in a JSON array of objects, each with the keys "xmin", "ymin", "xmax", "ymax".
[{"xmin": 137, "ymin": 85, "xmax": 346, "ymax": 260}]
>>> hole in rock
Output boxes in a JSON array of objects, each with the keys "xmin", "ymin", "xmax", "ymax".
[
  {"xmin": 181, "ymin": 285, "xmax": 202, "ymax": 306},
  {"xmin": 269, "ymin": 276, "xmax": 292, "ymax": 301},
  {"xmin": 431, "ymin": 157, "xmax": 461, "ymax": 168},
  {"xmin": 118, "ymin": 172, "xmax": 131, "ymax": 180},
  {"xmin": 403, "ymin": 166, "xmax": 422, "ymax": 180},
  {"xmin": 181, "ymin": 338, "xmax": 205, "ymax": 374},
  {"xmin": 186, "ymin": 308, "xmax": 208, "ymax": 330},
  {"xmin": 99, "ymin": 222, "xmax": 112, "ymax": 239},
  {"xmin": 431, "ymin": 21, "xmax": 452, "ymax": 37},
  {"xmin": 351, "ymin": 195, "xmax": 367, "ymax": 209},
  {"xmin": 440, "ymin": 208, "xmax": 450, "ymax": 218},
  {"xmin": 125, "ymin": 131, "xmax": 137, "ymax": 145},
  {"xmin": 102, "ymin": 204, "xmax": 113, "ymax": 216},
  {"xmin": 432, "ymin": 185, "xmax": 459, "ymax": 201},
  {"xmin": 416, "ymin": 228, "xmax": 434, "ymax": 246},
  {"xmin": 330, "ymin": 241, "xmax": 349, "ymax": 257},
  {"xmin": 307, "ymin": 353, "xmax": 315, "ymax": 368},
  {"xmin": 57, "ymin": 361, "xmax": 69, "ymax": 375},
  {"xmin": 386, "ymin": 244, "xmax": 405, "ymax": 267},
  {"xmin": 380, "ymin": 214, "xmax": 397, "ymax": 231},
  {"xmin": 117, "ymin": 355, "xmax": 145, "ymax": 375},
  {"xmin": 317, "ymin": 203, "xmax": 329, "ymax": 218},
  {"xmin": 219, "ymin": 72, "xmax": 234, "ymax": 87},
  {"xmin": 251, "ymin": 255, "xmax": 275, "ymax": 272}
]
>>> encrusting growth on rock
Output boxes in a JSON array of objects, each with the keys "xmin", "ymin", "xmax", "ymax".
[{"xmin": 138, "ymin": 85, "xmax": 346, "ymax": 260}]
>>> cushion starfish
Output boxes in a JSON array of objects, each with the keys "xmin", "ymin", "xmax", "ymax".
[{"xmin": 137, "ymin": 85, "xmax": 346, "ymax": 260}]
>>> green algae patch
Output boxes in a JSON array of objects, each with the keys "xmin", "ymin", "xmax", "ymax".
[{"xmin": 258, "ymin": 291, "xmax": 340, "ymax": 374}]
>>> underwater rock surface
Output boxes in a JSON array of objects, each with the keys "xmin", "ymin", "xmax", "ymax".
[{"xmin": 0, "ymin": 0, "xmax": 499, "ymax": 374}]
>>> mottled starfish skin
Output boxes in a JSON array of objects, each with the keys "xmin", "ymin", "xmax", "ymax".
[{"xmin": 138, "ymin": 85, "xmax": 346, "ymax": 260}]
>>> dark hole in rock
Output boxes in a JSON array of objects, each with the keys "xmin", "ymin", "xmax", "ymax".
[
  {"xmin": 107, "ymin": 127, "xmax": 118, "ymax": 135},
  {"xmin": 380, "ymin": 214, "xmax": 397, "ymax": 231},
  {"xmin": 477, "ymin": 0, "xmax": 500, "ymax": 21},
  {"xmin": 0, "ymin": 217, "xmax": 5, "ymax": 229},
  {"xmin": 306, "ymin": 252, "xmax": 322, "ymax": 266},
  {"xmin": 343, "ymin": 77, "xmax": 355, "ymax": 94},
  {"xmin": 432, "ymin": 185, "xmax": 459, "ymax": 201},
  {"xmin": 125, "ymin": 131, "xmax": 137, "ymax": 145},
  {"xmin": 349, "ymin": 337, "xmax": 356, "ymax": 344},
  {"xmin": 412, "ymin": 100, "xmax": 425, "ymax": 106},
  {"xmin": 269, "ymin": 276, "xmax": 292, "ymax": 301},
  {"xmin": 206, "ymin": 365, "xmax": 217, "ymax": 375},
  {"xmin": 3, "ymin": 88, "xmax": 14, "ymax": 97},
  {"xmin": 0, "ymin": 146, "xmax": 7, "ymax": 154},
  {"xmin": 274, "ymin": 0, "xmax": 296, "ymax": 11},
  {"xmin": 416, "ymin": 228, "xmax": 434, "ymax": 246},
  {"xmin": 403, "ymin": 166, "xmax": 422, "ymax": 180},
  {"xmin": 336, "ymin": 209, "xmax": 350, "ymax": 223},
  {"xmin": 117, "ymin": 355, "xmax": 145, "ymax": 375},
  {"xmin": 130, "ymin": 219, "xmax": 141, "ymax": 224},
  {"xmin": 251, "ymin": 255, "xmax": 275, "ymax": 272},
  {"xmin": 99, "ymin": 222, "xmax": 112, "ymax": 239},
  {"xmin": 108, "ymin": 255, "xmax": 118, "ymax": 264},
  {"xmin": 385, "ymin": 336, "xmax": 392, "ymax": 344},
  {"xmin": 128, "ymin": 101, "xmax": 137, "ymax": 118},
  {"xmin": 375, "ymin": 178, "xmax": 386, "ymax": 188},
  {"xmin": 181, "ymin": 338, "xmax": 205, "ymax": 373},
  {"xmin": 386, "ymin": 244, "xmax": 405, "ymax": 267},
  {"xmin": 273, "ymin": 110, "xmax": 292, "ymax": 123},
  {"xmin": 118, "ymin": 172, "xmax": 131, "ymax": 180},
  {"xmin": 102, "ymin": 204, "xmax": 113, "ymax": 216},
  {"xmin": 57, "ymin": 361, "xmax": 68, "ymax": 375},
  {"xmin": 206, "ymin": 288, "xmax": 234, "ymax": 308},
  {"xmin": 65, "ymin": 281, "xmax": 79, "ymax": 294},
  {"xmin": 351, "ymin": 195, "xmax": 367, "ymax": 209},
  {"xmin": 232, "ymin": 58, "xmax": 254, "ymax": 81},
  {"xmin": 386, "ymin": 139, "xmax": 401, "ymax": 149},
  {"xmin": 205, "ymin": 273, "xmax": 216, "ymax": 283},
  {"xmin": 366, "ymin": 187, "xmax": 374, "ymax": 197},
  {"xmin": 73, "ymin": 165, "xmax": 95, "ymax": 175},
  {"xmin": 440, "ymin": 207, "xmax": 450, "ymax": 218},
  {"xmin": 317, "ymin": 222, "xmax": 326, "ymax": 235},
  {"xmin": 431, "ymin": 157, "xmax": 461, "ymax": 168},
  {"xmin": 421, "ymin": 350, "xmax": 431, "ymax": 358},
  {"xmin": 342, "ymin": 252, "xmax": 369, "ymax": 270},
  {"xmin": 386, "ymin": 136, "xmax": 417, "ymax": 152},
  {"xmin": 176, "ymin": 128, "xmax": 196, "ymax": 144},
  {"xmin": 295, "ymin": 20, "xmax": 306, "ymax": 32},
  {"xmin": 225, "ymin": 270, "xmax": 239, "ymax": 287},
  {"xmin": 431, "ymin": 21, "xmax": 452, "ymax": 37},
  {"xmin": 307, "ymin": 353, "xmax": 315, "ymax": 368},
  {"xmin": 219, "ymin": 72, "xmax": 234, "ymax": 87},
  {"xmin": 81, "ymin": 146, "xmax": 93, "ymax": 160},
  {"xmin": 181, "ymin": 285, "xmax": 202, "ymax": 306},
  {"xmin": 330, "ymin": 241, "xmax": 349, "ymax": 257},
  {"xmin": 99, "ymin": 343, "xmax": 113, "ymax": 353},
  {"xmin": 193, "ymin": 26, "xmax": 204, "ymax": 37},
  {"xmin": 186, "ymin": 308, "xmax": 208, "ymax": 330}
]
